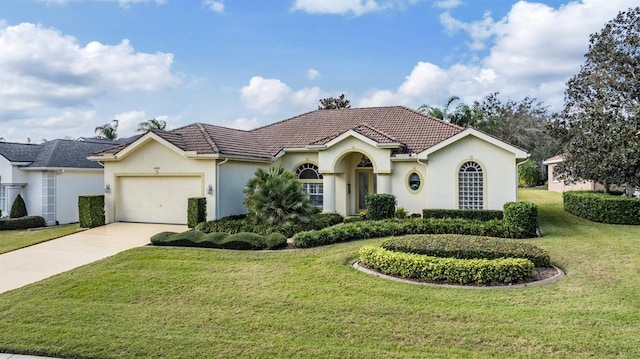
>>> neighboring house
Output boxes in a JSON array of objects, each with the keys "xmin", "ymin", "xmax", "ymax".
[
  {"xmin": 543, "ymin": 154, "xmax": 608, "ymax": 193},
  {"xmin": 89, "ymin": 106, "xmax": 529, "ymax": 225},
  {"xmin": 0, "ymin": 138, "xmax": 125, "ymax": 225}
]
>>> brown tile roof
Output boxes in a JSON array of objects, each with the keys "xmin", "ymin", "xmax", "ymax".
[{"xmin": 95, "ymin": 106, "xmax": 464, "ymax": 159}]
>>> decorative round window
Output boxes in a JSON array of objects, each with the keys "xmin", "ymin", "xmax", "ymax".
[{"xmin": 408, "ymin": 172, "xmax": 421, "ymax": 191}]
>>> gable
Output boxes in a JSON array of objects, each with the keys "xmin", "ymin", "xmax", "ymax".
[{"xmin": 418, "ymin": 128, "xmax": 528, "ymax": 160}]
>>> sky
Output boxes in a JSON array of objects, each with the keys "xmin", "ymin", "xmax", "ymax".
[{"xmin": 0, "ymin": 0, "xmax": 637, "ymax": 142}]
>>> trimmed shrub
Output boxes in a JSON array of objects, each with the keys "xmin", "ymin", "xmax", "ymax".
[
  {"xmin": 381, "ymin": 234, "xmax": 550, "ymax": 267},
  {"xmin": 359, "ymin": 246, "xmax": 535, "ymax": 285},
  {"xmin": 265, "ymin": 233, "xmax": 288, "ymax": 249},
  {"xmin": 563, "ymin": 191, "xmax": 640, "ymax": 225},
  {"xmin": 187, "ymin": 197, "xmax": 207, "ymax": 229},
  {"xmin": 365, "ymin": 194, "xmax": 396, "ymax": 220},
  {"xmin": 422, "ymin": 209, "xmax": 503, "ymax": 221},
  {"xmin": 503, "ymin": 201, "xmax": 538, "ymax": 237},
  {"xmin": 150, "ymin": 230, "xmax": 285, "ymax": 250},
  {"xmin": 78, "ymin": 195, "xmax": 105, "ymax": 228},
  {"xmin": 10, "ymin": 194, "xmax": 28, "ymax": 218},
  {"xmin": 195, "ymin": 212, "xmax": 344, "ymax": 238},
  {"xmin": 395, "ymin": 208, "xmax": 408, "ymax": 219},
  {"xmin": 292, "ymin": 217, "xmax": 525, "ymax": 248},
  {"xmin": 0, "ymin": 216, "xmax": 46, "ymax": 230}
]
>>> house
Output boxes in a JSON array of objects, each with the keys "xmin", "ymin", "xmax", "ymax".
[
  {"xmin": 0, "ymin": 138, "xmax": 125, "ymax": 225},
  {"xmin": 543, "ymin": 154, "xmax": 609, "ymax": 193},
  {"xmin": 89, "ymin": 106, "xmax": 529, "ymax": 225}
]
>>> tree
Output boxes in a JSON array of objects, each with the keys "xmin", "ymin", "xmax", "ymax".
[
  {"xmin": 95, "ymin": 120, "xmax": 119, "ymax": 140},
  {"xmin": 136, "ymin": 118, "xmax": 167, "ymax": 133},
  {"xmin": 518, "ymin": 161, "xmax": 542, "ymax": 187},
  {"xmin": 551, "ymin": 8, "xmax": 640, "ymax": 193},
  {"xmin": 10, "ymin": 194, "xmax": 28, "ymax": 218},
  {"xmin": 243, "ymin": 167, "xmax": 313, "ymax": 225},
  {"xmin": 418, "ymin": 96, "xmax": 482, "ymax": 127},
  {"xmin": 473, "ymin": 93, "xmax": 559, "ymax": 163},
  {"xmin": 318, "ymin": 93, "xmax": 351, "ymax": 110}
]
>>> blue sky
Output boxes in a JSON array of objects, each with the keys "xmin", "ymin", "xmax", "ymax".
[{"xmin": 0, "ymin": 0, "xmax": 636, "ymax": 142}]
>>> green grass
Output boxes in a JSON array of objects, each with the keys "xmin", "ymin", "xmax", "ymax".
[
  {"xmin": 1, "ymin": 189, "xmax": 639, "ymax": 358},
  {"xmin": 0, "ymin": 224, "xmax": 81, "ymax": 254}
]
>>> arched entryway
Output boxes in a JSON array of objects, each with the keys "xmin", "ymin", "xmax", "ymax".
[{"xmin": 325, "ymin": 151, "xmax": 380, "ymax": 216}]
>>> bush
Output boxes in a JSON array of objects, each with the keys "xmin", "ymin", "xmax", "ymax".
[
  {"xmin": 187, "ymin": 197, "xmax": 207, "ymax": 229},
  {"xmin": 0, "ymin": 216, "xmax": 46, "ymax": 230},
  {"xmin": 518, "ymin": 160, "xmax": 542, "ymax": 187},
  {"xmin": 365, "ymin": 194, "xmax": 396, "ymax": 220},
  {"xmin": 10, "ymin": 194, "xmax": 28, "ymax": 218},
  {"xmin": 78, "ymin": 195, "xmax": 105, "ymax": 228},
  {"xmin": 395, "ymin": 208, "xmax": 408, "ymax": 219},
  {"xmin": 150, "ymin": 230, "xmax": 285, "ymax": 250},
  {"xmin": 195, "ymin": 212, "xmax": 343, "ymax": 238},
  {"xmin": 563, "ymin": 191, "xmax": 640, "ymax": 225},
  {"xmin": 359, "ymin": 246, "xmax": 535, "ymax": 285},
  {"xmin": 503, "ymin": 201, "xmax": 538, "ymax": 237},
  {"xmin": 381, "ymin": 234, "xmax": 550, "ymax": 267},
  {"xmin": 422, "ymin": 209, "xmax": 503, "ymax": 221},
  {"xmin": 292, "ymin": 217, "xmax": 526, "ymax": 248}
]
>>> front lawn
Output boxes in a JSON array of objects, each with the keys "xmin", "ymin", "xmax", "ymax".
[
  {"xmin": 0, "ymin": 224, "xmax": 80, "ymax": 254},
  {"xmin": 0, "ymin": 189, "xmax": 639, "ymax": 358}
]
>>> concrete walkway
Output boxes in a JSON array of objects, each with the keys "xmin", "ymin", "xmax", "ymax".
[{"xmin": 0, "ymin": 222, "xmax": 187, "ymax": 294}]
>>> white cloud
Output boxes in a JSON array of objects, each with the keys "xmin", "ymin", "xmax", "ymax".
[
  {"xmin": 202, "ymin": 0, "xmax": 224, "ymax": 13},
  {"xmin": 240, "ymin": 76, "xmax": 292, "ymax": 113},
  {"xmin": 291, "ymin": 0, "xmax": 420, "ymax": 16},
  {"xmin": 362, "ymin": 1, "xmax": 639, "ymax": 112},
  {"xmin": 306, "ymin": 68, "xmax": 320, "ymax": 80},
  {"xmin": 433, "ymin": 0, "xmax": 461, "ymax": 10},
  {"xmin": 0, "ymin": 22, "xmax": 180, "ymax": 114},
  {"xmin": 228, "ymin": 117, "xmax": 260, "ymax": 130},
  {"xmin": 39, "ymin": 0, "xmax": 166, "ymax": 6},
  {"xmin": 113, "ymin": 110, "xmax": 147, "ymax": 136}
]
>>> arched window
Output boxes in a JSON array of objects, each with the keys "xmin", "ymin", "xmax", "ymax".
[
  {"xmin": 458, "ymin": 161, "xmax": 483, "ymax": 210},
  {"xmin": 295, "ymin": 163, "xmax": 323, "ymax": 207}
]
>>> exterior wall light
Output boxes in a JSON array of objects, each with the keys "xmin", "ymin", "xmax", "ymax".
[
  {"xmin": 105, "ymin": 184, "xmax": 111, "ymax": 193},
  {"xmin": 207, "ymin": 184, "xmax": 213, "ymax": 195}
]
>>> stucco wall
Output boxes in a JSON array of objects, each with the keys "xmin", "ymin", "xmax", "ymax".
[
  {"xmin": 425, "ymin": 136, "xmax": 518, "ymax": 210},
  {"xmin": 102, "ymin": 139, "xmax": 216, "ymax": 223},
  {"xmin": 546, "ymin": 163, "xmax": 596, "ymax": 193},
  {"xmin": 217, "ymin": 161, "xmax": 269, "ymax": 218},
  {"xmin": 56, "ymin": 170, "xmax": 104, "ymax": 224},
  {"xmin": 391, "ymin": 161, "xmax": 428, "ymax": 216}
]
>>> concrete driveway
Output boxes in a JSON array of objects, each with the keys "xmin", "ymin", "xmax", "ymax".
[{"xmin": 0, "ymin": 222, "xmax": 187, "ymax": 294}]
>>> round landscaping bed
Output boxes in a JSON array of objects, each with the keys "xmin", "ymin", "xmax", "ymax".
[{"xmin": 355, "ymin": 234, "xmax": 564, "ymax": 289}]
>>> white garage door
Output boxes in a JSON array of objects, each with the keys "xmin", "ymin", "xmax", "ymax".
[{"xmin": 116, "ymin": 176, "xmax": 202, "ymax": 224}]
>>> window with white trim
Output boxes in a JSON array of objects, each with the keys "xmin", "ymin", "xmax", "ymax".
[
  {"xmin": 458, "ymin": 161, "xmax": 483, "ymax": 210},
  {"xmin": 296, "ymin": 163, "xmax": 323, "ymax": 207}
]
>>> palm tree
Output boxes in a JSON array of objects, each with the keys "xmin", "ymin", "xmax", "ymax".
[
  {"xmin": 95, "ymin": 120, "xmax": 119, "ymax": 140},
  {"xmin": 243, "ymin": 167, "xmax": 313, "ymax": 225},
  {"xmin": 136, "ymin": 118, "xmax": 167, "ymax": 133},
  {"xmin": 418, "ymin": 95, "xmax": 460, "ymax": 121},
  {"xmin": 418, "ymin": 96, "xmax": 481, "ymax": 127}
]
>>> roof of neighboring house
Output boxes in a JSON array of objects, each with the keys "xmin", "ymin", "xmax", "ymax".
[
  {"xmin": 96, "ymin": 106, "xmax": 466, "ymax": 159},
  {"xmin": 0, "ymin": 138, "xmax": 123, "ymax": 169},
  {"xmin": 543, "ymin": 154, "xmax": 566, "ymax": 165}
]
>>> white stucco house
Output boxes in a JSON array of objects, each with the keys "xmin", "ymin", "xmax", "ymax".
[
  {"xmin": 0, "ymin": 138, "xmax": 124, "ymax": 225},
  {"xmin": 89, "ymin": 106, "xmax": 529, "ymax": 225}
]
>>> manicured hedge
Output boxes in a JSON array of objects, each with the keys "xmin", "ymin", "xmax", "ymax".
[
  {"xmin": 195, "ymin": 213, "xmax": 344, "ymax": 238},
  {"xmin": 292, "ymin": 218, "xmax": 524, "ymax": 248},
  {"xmin": 422, "ymin": 209, "xmax": 503, "ymax": 221},
  {"xmin": 563, "ymin": 191, "xmax": 640, "ymax": 225},
  {"xmin": 380, "ymin": 234, "xmax": 550, "ymax": 267},
  {"xmin": 150, "ymin": 230, "xmax": 287, "ymax": 250},
  {"xmin": 359, "ymin": 246, "xmax": 535, "ymax": 285},
  {"xmin": 10, "ymin": 194, "xmax": 28, "ymax": 218},
  {"xmin": 0, "ymin": 216, "xmax": 46, "ymax": 230},
  {"xmin": 187, "ymin": 197, "xmax": 207, "ymax": 229},
  {"xmin": 503, "ymin": 201, "xmax": 538, "ymax": 237},
  {"xmin": 78, "ymin": 195, "xmax": 105, "ymax": 228},
  {"xmin": 365, "ymin": 194, "xmax": 396, "ymax": 220}
]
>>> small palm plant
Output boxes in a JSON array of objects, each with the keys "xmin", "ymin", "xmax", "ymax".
[{"xmin": 243, "ymin": 167, "xmax": 313, "ymax": 225}]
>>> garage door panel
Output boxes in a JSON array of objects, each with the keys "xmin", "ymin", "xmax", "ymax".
[{"xmin": 116, "ymin": 176, "xmax": 202, "ymax": 224}]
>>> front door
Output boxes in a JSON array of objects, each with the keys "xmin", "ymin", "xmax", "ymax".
[{"xmin": 356, "ymin": 169, "xmax": 375, "ymax": 212}]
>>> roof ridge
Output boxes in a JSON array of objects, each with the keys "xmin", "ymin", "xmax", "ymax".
[
  {"xmin": 354, "ymin": 123, "xmax": 398, "ymax": 141},
  {"xmin": 195, "ymin": 123, "xmax": 220, "ymax": 153},
  {"xmin": 39, "ymin": 140, "xmax": 60, "ymax": 167}
]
